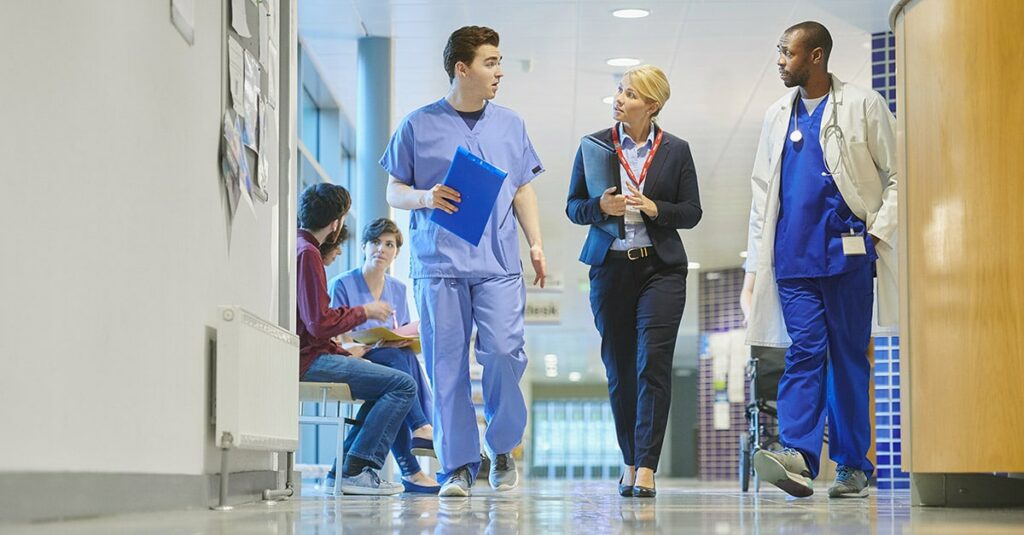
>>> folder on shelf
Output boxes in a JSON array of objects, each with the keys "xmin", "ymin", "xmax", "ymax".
[
  {"xmin": 350, "ymin": 321, "xmax": 421, "ymax": 354},
  {"xmin": 429, "ymin": 146, "xmax": 508, "ymax": 246},
  {"xmin": 580, "ymin": 135, "xmax": 625, "ymax": 240}
]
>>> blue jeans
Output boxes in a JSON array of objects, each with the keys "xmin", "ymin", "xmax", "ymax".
[
  {"xmin": 302, "ymin": 354, "xmax": 416, "ymax": 470},
  {"xmin": 351, "ymin": 347, "xmax": 433, "ymax": 476}
]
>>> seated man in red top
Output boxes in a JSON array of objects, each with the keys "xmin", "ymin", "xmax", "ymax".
[{"xmin": 296, "ymin": 183, "xmax": 416, "ymax": 496}]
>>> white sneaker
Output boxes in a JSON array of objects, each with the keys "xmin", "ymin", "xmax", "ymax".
[
  {"xmin": 439, "ymin": 466, "xmax": 473, "ymax": 498},
  {"xmin": 753, "ymin": 448, "xmax": 814, "ymax": 498},
  {"xmin": 489, "ymin": 453, "xmax": 518, "ymax": 491},
  {"xmin": 339, "ymin": 467, "xmax": 403, "ymax": 496}
]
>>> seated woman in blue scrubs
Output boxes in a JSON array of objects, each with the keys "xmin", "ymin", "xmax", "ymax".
[{"xmin": 327, "ymin": 218, "xmax": 440, "ymax": 493}]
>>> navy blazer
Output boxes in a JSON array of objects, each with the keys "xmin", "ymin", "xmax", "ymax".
[{"xmin": 566, "ymin": 126, "xmax": 702, "ymax": 266}]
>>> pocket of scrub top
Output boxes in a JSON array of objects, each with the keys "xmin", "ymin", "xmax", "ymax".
[{"xmin": 409, "ymin": 225, "xmax": 447, "ymax": 266}]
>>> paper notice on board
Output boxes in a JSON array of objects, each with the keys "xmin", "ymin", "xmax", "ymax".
[
  {"xmin": 253, "ymin": 101, "xmax": 269, "ymax": 203},
  {"xmin": 242, "ymin": 50, "xmax": 260, "ymax": 148},
  {"xmin": 231, "ymin": 0, "xmax": 251, "ymax": 38},
  {"xmin": 228, "ymin": 36, "xmax": 245, "ymax": 116},
  {"xmin": 713, "ymin": 400, "xmax": 731, "ymax": 430},
  {"xmin": 221, "ymin": 113, "xmax": 243, "ymax": 220},
  {"xmin": 239, "ymin": 146, "xmax": 256, "ymax": 216}
]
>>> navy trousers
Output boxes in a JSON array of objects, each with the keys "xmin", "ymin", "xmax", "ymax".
[{"xmin": 589, "ymin": 255, "xmax": 686, "ymax": 471}]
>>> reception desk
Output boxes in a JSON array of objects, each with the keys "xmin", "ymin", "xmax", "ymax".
[{"xmin": 891, "ymin": 0, "xmax": 1024, "ymax": 506}]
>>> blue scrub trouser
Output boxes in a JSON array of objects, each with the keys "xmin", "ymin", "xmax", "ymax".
[
  {"xmin": 414, "ymin": 275, "xmax": 528, "ymax": 483},
  {"xmin": 776, "ymin": 263, "xmax": 875, "ymax": 479}
]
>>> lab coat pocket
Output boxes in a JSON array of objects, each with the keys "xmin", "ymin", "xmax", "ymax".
[{"xmin": 846, "ymin": 142, "xmax": 881, "ymax": 185}]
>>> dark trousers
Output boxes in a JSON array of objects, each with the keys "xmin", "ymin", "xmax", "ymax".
[{"xmin": 589, "ymin": 255, "xmax": 686, "ymax": 471}]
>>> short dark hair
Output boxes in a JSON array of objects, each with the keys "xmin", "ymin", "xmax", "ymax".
[
  {"xmin": 785, "ymin": 21, "xmax": 833, "ymax": 63},
  {"xmin": 443, "ymin": 26, "xmax": 499, "ymax": 83},
  {"xmin": 319, "ymin": 224, "xmax": 349, "ymax": 257},
  {"xmin": 361, "ymin": 218, "xmax": 404, "ymax": 249},
  {"xmin": 298, "ymin": 183, "xmax": 351, "ymax": 231}
]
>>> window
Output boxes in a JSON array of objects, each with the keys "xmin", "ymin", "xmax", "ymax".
[{"xmin": 531, "ymin": 399, "xmax": 622, "ymax": 479}]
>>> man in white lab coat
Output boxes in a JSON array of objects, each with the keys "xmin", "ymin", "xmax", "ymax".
[{"xmin": 741, "ymin": 21, "xmax": 898, "ymax": 499}]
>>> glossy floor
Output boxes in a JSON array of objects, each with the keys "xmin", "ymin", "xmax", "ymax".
[{"xmin": 4, "ymin": 479, "xmax": 1024, "ymax": 534}]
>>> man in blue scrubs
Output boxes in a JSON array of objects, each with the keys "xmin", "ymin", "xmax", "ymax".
[
  {"xmin": 381, "ymin": 25, "xmax": 546, "ymax": 497},
  {"xmin": 745, "ymin": 21, "xmax": 898, "ymax": 499}
]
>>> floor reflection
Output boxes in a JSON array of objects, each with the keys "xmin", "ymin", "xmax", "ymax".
[{"xmin": 3, "ymin": 480, "xmax": 1024, "ymax": 534}]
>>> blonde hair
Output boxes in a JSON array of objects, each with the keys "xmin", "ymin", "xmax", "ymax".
[{"xmin": 623, "ymin": 65, "xmax": 671, "ymax": 118}]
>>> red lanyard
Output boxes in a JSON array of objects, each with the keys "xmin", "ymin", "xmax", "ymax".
[{"xmin": 611, "ymin": 123, "xmax": 664, "ymax": 188}]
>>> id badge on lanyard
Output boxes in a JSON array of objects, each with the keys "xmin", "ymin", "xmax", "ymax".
[
  {"xmin": 611, "ymin": 124, "xmax": 663, "ymax": 223},
  {"xmin": 841, "ymin": 227, "xmax": 867, "ymax": 256}
]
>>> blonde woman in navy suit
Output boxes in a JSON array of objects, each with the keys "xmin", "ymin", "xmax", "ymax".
[{"xmin": 566, "ymin": 65, "xmax": 702, "ymax": 497}]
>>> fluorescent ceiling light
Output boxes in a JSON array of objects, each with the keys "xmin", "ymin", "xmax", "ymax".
[
  {"xmin": 612, "ymin": 8, "xmax": 650, "ymax": 19},
  {"xmin": 688, "ymin": 262, "xmax": 701, "ymax": 270},
  {"xmin": 546, "ymin": 369, "xmax": 559, "ymax": 378},
  {"xmin": 602, "ymin": 96, "xmax": 614, "ymax": 105},
  {"xmin": 568, "ymin": 372, "xmax": 582, "ymax": 382},
  {"xmin": 739, "ymin": 251, "xmax": 748, "ymax": 258},
  {"xmin": 606, "ymin": 57, "xmax": 641, "ymax": 67}
]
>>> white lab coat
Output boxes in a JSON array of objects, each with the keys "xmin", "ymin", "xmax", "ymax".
[{"xmin": 745, "ymin": 74, "xmax": 899, "ymax": 348}]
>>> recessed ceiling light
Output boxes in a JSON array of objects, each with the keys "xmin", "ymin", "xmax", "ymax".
[
  {"xmin": 568, "ymin": 372, "xmax": 582, "ymax": 382},
  {"xmin": 688, "ymin": 262, "xmax": 701, "ymax": 270},
  {"xmin": 606, "ymin": 57, "xmax": 641, "ymax": 67},
  {"xmin": 546, "ymin": 369, "xmax": 559, "ymax": 378},
  {"xmin": 613, "ymin": 8, "xmax": 650, "ymax": 19},
  {"xmin": 602, "ymin": 96, "xmax": 614, "ymax": 104},
  {"xmin": 739, "ymin": 251, "xmax": 748, "ymax": 258}
]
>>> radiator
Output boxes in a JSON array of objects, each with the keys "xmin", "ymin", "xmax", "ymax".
[{"xmin": 214, "ymin": 306, "xmax": 299, "ymax": 451}]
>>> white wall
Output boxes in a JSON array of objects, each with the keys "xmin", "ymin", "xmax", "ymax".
[{"xmin": 0, "ymin": 1, "xmax": 287, "ymax": 475}]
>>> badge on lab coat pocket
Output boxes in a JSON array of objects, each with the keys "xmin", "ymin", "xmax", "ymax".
[{"xmin": 841, "ymin": 229, "xmax": 867, "ymax": 256}]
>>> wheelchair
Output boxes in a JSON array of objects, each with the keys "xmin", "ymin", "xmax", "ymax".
[{"xmin": 738, "ymin": 345, "xmax": 786, "ymax": 492}]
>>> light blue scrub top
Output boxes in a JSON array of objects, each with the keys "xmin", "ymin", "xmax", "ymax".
[
  {"xmin": 379, "ymin": 99, "xmax": 545, "ymax": 279},
  {"xmin": 327, "ymin": 267, "xmax": 412, "ymax": 331}
]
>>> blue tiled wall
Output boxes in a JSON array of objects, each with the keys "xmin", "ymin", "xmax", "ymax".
[{"xmin": 871, "ymin": 30, "xmax": 908, "ymax": 491}]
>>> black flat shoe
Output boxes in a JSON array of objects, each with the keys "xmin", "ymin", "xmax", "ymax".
[
  {"xmin": 618, "ymin": 475, "xmax": 633, "ymax": 497},
  {"xmin": 632, "ymin": 485, "xmax": 656, "ymax": 498}
]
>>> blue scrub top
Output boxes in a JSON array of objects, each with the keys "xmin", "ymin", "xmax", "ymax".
[
  {"xmin": 774, "ymin": 97, "xmax": 877, "ymax": 280},
  {"xmin": 379, "ymin": 99, "xmax": 545, "ymax": 279},
  {"xmin": 327, "ymin": 267, "xmax": 412, "ymax": 331}
]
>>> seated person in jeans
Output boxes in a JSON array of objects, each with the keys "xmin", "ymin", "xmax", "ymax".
[
  {"xmin": 296, "ymin": 183, "xmax": 416, "ymax": 496},
  {"xmin": 329, "ymin": 218, "xmax": 440, "ymax": 493}
]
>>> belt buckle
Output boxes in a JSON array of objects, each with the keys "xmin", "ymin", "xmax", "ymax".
[{"xmin": 627, "ymin": 247, "xmax": 647, "ymax": 261}]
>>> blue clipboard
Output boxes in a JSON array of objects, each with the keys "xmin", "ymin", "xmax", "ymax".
[{"xmin": 429, "ymin": 146, "xmax": 508, "ymax": 247}]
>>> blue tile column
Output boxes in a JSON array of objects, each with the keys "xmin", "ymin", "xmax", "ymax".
[{"xmin": 870, "ymin": 30, "xmax": 908, "ymax": 491}]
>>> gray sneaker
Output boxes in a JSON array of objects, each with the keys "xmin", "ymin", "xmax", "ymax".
[
  {"xmin": 489, "ymin": 453, "xmax": 518, "ymax": 491},
  {"xmin": 829, "ymin": 466, "xmax": 869, "ymax": 498},
  {"xmin": 753, "ymin": 448, "xmax": 814, "ymax": 498},
  {"xmin": 439, "ymin": 466, "xmax": 473, "ymax": 498},
  {"xmin": 339, "ymin": 467, "xmax": 403, "ymax": 496}
]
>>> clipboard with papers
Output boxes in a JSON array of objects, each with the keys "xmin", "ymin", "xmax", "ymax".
[
  {"xmin": 580, "ymin": 135, "xmax": 625, "ymax": 239},
  {"xmin": 350, "ymin": 321, "xmax": 422, "ymax": 354},
  {"xmin": 429, "ymin": 146, "xmax": 508, "ymax": 247}
]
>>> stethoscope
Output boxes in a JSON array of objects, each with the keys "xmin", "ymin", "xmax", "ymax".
[{"xmin": 787, "ymin": 84, "xmax": 846, "ymax": 177}]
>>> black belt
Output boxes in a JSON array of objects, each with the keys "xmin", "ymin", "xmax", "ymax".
[{"xmin": 606, "ymin": 247, "xmax": 654, "ymax": 261}]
